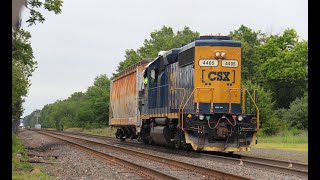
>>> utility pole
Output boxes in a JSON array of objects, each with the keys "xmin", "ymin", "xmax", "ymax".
[
  {"xmin": 35, "ymin": 111, "xmax": 41, "ymax": 129},
  {"xmin": 36, "ymin": 111, "xmax": 39, "ymax": 124}
]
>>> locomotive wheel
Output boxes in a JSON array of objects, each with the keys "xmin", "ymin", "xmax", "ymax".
[
  {"xmin": 116, "ymin": 128, "xmax": 126, "ymax": 141},
  {"xmin": 175, "ymin": 142, "xmax": 182, "ymax": 150},
  {"xmin": 182, "ymin": 143, "xmax": 192, "ymax": 151},
  {"xmin": 143, "ymin": 136, "xmax": 153, "ymax": 145}
]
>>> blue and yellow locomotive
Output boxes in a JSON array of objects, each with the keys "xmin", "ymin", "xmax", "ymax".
[{"xmin": 109, "ymin": 36, "xmax": 259, "ymax": 152}]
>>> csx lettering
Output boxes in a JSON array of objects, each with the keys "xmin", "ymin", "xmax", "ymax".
[{"xmin": 208, "ymin": 71, "xmax": 230, "ymax": 81}]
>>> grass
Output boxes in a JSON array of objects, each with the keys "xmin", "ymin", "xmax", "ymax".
[
  {"xmin": 13, "ymin": 166, "xmax": 52, "ymax": 180},
  {"xmin": 254, "ymin": 143, "xmax": 307, "ymax": 152},
  {"xmin": 64, "ymin": 127, "xmax": 117, "ymax": 137},
  {"xmin": 43, "ymin": 128, "xmax": 56, "ymax": 131},
  {"xmin": 12, "ymin": 133, "xmax": 52, "ymax": 180},
  {"xmin": 255, "ymin": 130, "xmax": 308, "ymax": 152}
]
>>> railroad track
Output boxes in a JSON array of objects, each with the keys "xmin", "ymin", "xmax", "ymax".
[
  {"xmin": 34, "ymin": 130, "xmax": 175, "ymax": 179},
  {"xmin": 31, "ymin": 129, "xmax": 249, "ymax": 180},
  {"xmin": 34, "ymin": 129, "xmax": 308, "ymax": 178}
]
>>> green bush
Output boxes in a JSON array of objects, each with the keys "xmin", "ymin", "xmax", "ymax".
[
  {"xmin": 260, "ymin": 116, "xmax": 281, "ymax": 135},
  {"xmin": 274, "ymin": 108, "xmax": 290, "ymax": 131},
  {"xmin": 84, "ymin": 122, "xmax": 106, "ymax": 129},
  {"xmin": 289, "ymin": 128, "xmax": 303, "ymax": 136},
  {"xmin": 256, "ymin": 129, "xmax": 267, "ymax": 137},
  {"xmin": 242, "ymin": 80, "xmax": 280, "ymax": 135},
  {"xmin": 283, "ymin": 93, "xmax": 308, "ymax": 129}
]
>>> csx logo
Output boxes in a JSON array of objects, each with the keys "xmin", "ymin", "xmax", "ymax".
[{"xmin": 208, "ymin": 71, "xmax": 230, "ymax": 81}]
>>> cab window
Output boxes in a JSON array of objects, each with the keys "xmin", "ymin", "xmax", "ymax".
[{"xmin": 150, "ymin": 68, "xmax": 158, "ymax": 83}]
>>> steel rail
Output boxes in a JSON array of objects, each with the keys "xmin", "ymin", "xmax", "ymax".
[
  {"xmin": 35, "ymin": 130, "xmax": 177, "ymax": 180},
  {"xmin": 240, "ymin": 155, "xmax": 308, "ymax": 171},
  {"xmin": 35, "ymin": 129, "xmax": 308, "ymax": 178},
  {"xmin": 73, "ymin": 131, "xmax": 309, "ymax": 174},
  {"xmin": 197, "ymin": 153, "xmax": 308, "ymax": 178},
  {"xmin": 34, "ymin": 129, "xmax": 251, "ymax": 180}
]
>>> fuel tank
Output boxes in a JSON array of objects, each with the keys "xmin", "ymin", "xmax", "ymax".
[{"xmin": 150, "ymin": 126, "xmax": 173, "ymax": 146}]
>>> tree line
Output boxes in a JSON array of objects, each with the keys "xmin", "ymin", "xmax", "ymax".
[
  {"xmin": 12, "ymin": 0, "xmax": 63, "ymax": 133},
  {"xmin": 24, "ymin": 75, "xmax": 110, "ymax": 130},
  {"xmin": 23, "ymin": 25, "xmax": 308, "ymax": 135}
]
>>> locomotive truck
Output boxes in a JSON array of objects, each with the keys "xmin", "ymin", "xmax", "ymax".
[{"xmin": 109, "ymin": 35, "xmax": 259, "ymax": 152}]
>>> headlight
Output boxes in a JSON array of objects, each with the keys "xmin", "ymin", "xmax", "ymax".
[
  {"xmin": 215, "ymin": 51, "xmax": 221, "ymax": 57},
  {"xmin": 238, "ymin": 115, "xmax": 243, "ymax": 121},
  {"xmin": 199, "ymin": 114, "xmax": 204, "ymax": 120},
  {"xmin": 220, "ymin": 51, "xmax": 226, "ymax": 58}
]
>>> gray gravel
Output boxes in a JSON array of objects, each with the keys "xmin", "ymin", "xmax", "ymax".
[
  {"xmin": 234, "ymin": 148, "xmax": 308, "ymax": 163},
  {"xmin": 61, "ymin": 132, "xmax": 307, "ymax": 180},
  {"xmin": 19, "ymin": 130, "xmax": 143, "ymax": 180},
  {"xmin": 61, "ymin": 136, "xmax": 210, "ymax": 180},
  {"xmin": 20, "ymin": 130, "xmax": 307, "ymax": 180}
]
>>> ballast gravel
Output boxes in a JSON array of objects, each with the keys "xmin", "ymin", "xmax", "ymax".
[
  {"xmin": 18, "ymin": 130, "xmax": 144, "ymax": 180},
  {"xmin": 19, "ymin": 130, "xmax": 307, "ymax": 180},
  {"xmin": 61, "ymin": 132, "xmax": 307, "ymax": 180}
]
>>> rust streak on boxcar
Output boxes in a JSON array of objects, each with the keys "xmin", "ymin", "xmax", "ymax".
[{"xmin": 109, "ymin": 60, "xmax": 149, "ymax": 126}]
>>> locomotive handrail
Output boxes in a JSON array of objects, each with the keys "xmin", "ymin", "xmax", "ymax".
[
  {"xmin": 179, "ymin": 87, "xmax": 259, "ymax": 131},
  {"xmin": 242, "ymin": 89, "xmax": 246, "ymax": 114},
  {"xmin": 148, "ymin": 84, "xmax": 169, "ymax": 90},
  {"xmin": 241, "ymin": 89, "xmax": 258, "ymax": 113},
  {"xmin": 169, "ymin": 88, "xmax": 186, "ymax": 109},
  {"xmin": 180, "ymin": 87, "xmax": 215, "ymax": 130},
  {"xmin": 227, "ymin": 88, "xmax": 241, "ymax": 113},
  {"xmin": 242, "ymin": 88, "xmax": 260, "ymax": 130},
  {"xmin": 147, "ymin": 85, "xmax": 186, "ymax": 116},
  {"xmin": 170, "ymin": 88, "xmax": 186, "ymax": 127},
  {"xmin": 253, "ymin": 89, "xmax": 257, "ymax": 102}
]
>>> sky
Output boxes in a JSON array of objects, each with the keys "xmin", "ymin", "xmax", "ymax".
[{"xmin": 21, "ymin": 0, "xmax": 308, "ymax": 117}]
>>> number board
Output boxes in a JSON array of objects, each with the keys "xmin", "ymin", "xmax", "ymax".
[
  {"xmin": 199, "ymin": 60, "xmax": 218, "ymax": 67},
  {"xmin": 222, "ymin": 60, "xmax": 238, "ymax": 67}
]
